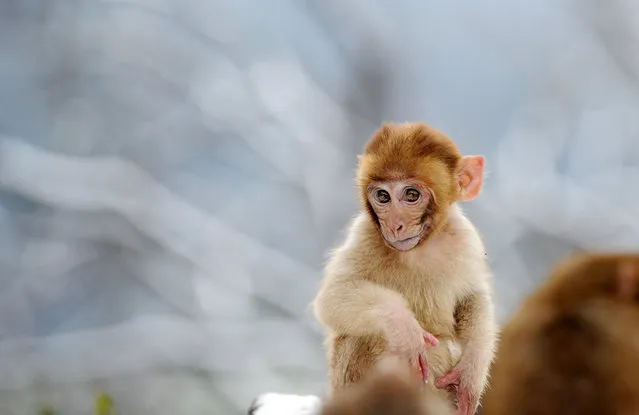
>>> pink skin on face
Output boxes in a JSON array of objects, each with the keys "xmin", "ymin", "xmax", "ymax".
[{"xmin": 367, "ymin": 181, "xmax": 431, "ymax": 251}]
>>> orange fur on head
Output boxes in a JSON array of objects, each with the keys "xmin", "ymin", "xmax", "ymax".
[{"xmin": 356, "ymin": 122, "xmax": 462, "ymax": 236}]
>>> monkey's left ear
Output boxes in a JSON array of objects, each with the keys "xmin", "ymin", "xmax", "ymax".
[{"xmin": 457, "ymin": 155, "xmax": 484, "ymax": 201}]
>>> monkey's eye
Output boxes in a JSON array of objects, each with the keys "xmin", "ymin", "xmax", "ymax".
[
  {"xmin": 375, "ymin": 189, "xmax": 391, "ymax": 204},
  {"xmin": 404, "ymin": 188, "xmax": 421, "ymax": 203}
]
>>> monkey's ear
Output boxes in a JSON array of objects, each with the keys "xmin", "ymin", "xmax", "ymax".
[
  {"xmin": 457, "ymin": 155, "xmax": 484, "ymax": 201},
  {"xmin": 617, "ymin": 260, "xmax": 639, "ymax": 300}
]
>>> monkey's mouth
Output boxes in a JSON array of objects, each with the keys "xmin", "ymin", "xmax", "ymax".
[
  {"xmin": 387, "ymin": 234, "xmax": 422, "ymax": 251},
  {"xmin": 384, "ymin": 221, "xmax": 430, "ymax": 251}
]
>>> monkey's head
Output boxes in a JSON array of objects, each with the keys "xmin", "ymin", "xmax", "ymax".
[
  {"xmin": 321, "ymin": 356, "xmax": 451, "ymax": 415},
  {"xmin": 534, "ymin": 253, "xmax": 639, "ymax": 309},
  {"xmin": 356, "ymin": 122, "xmax": 484, "ymax": 251}
]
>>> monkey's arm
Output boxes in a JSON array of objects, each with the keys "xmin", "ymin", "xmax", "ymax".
[
  {"xmin": 436, "ymin": 285, "xmax": 497, "ymax": 413},
  {"xmin": 313, "ymin": 277, "xmax": 414, "ymax": 337},
  {"xmin": 455, "ymin": 288, "xmax": 497, "ymax": 380}
]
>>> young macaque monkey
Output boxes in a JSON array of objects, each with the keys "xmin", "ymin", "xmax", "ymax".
[
  {"xmin": 321, "ymin": 357, "xmax": 453, "ymax": 415},
  {"xmin": 312, "ymin": 122, "xmax": 498, "ymax": 415},
  {"xmin": 482, "ymin": 253, "xmax": 639, "ymax": 415}
]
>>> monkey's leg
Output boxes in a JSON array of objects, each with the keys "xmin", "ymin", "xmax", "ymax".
[{"xmin": 327, "ymin": 334, "xmax": 387, "ymax": 394}]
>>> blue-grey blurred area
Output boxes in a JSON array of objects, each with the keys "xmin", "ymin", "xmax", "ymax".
[{"xmin": 0, "ymin": 0, "xmax": 638, "ymax": 413}]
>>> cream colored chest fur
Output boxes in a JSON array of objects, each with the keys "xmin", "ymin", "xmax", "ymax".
[
  {"xmin": 333, "ymin": 206, "xmax": 488, "ymax": 381},
  {"xmin": 343, "ymin": 206, "xmax": 487, "ymax": 337}
]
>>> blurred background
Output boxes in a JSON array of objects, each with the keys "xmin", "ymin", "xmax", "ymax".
[{"xmin": 0, "ymin": 0, "xmax": 638, "ymax": 413}]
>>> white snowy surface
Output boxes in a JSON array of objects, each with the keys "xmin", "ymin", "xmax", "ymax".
[
  {"xmin": 0, "ymin": 0, "xmax": 638, "ymax": 414},
  {"xmin": 250, "ymin": 393, "xmax": 322, "ymax": 415}
]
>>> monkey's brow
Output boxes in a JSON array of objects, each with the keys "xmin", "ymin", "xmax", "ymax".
[
  {"xmin": 367, "ymin": 172, "xmax": 414, "ymax": 183},
  {"xmin": 367, "ymin": 174, "xmax": 394, "ymax": 182}
]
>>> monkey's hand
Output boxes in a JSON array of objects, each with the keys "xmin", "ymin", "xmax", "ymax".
[
  {"xmin": 434, "ymin": 365, "xmax": 479, "ymax": 415},
  {"xmin": 385, "ymin": 315, "xmax": 439, "ymax": 382}
]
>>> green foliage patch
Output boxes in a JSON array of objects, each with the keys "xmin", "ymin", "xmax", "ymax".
[{"xmin": 38, "ymin": 392, "xmax": 117, "ymax": 415}]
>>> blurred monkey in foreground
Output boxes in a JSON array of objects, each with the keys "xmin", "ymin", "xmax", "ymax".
[
  {"xmin": 321, "ymin": 357, "xmax": 452, "ymax": 415},
  {"xmin": 483, "ymin": 253, "xmax": 639, "ymax": 415},
  {"xmin": 313, "ymin": 122, "xmax": 497, "ymax": 415}
]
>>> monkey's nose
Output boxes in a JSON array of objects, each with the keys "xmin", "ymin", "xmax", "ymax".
[{"xmin": 395, "ymin": 223, "xmax": 404, "ymax": 233}]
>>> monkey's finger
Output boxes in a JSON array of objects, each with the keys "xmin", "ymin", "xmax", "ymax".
[
  {"xmin": 418, "ymin": 353, "xmax": 429, "ymax": 382},
  {"xmin": 410, "ymin": 359, "xmax": 424, "ymax": 382},
  {"xmin": 422, "ymin": 331, "xmax": 439, "ymax": 347},
  {"xmin": 434, "ymin": 369, "xmax": 460, "ymax": 388}
]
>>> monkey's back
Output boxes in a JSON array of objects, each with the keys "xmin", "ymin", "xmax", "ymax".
[
  {"xmin": 321, "ymin": 356, "xmax": 453, "ymax": 415},
  {"xmin": 484, "ymin": 301, "xmax": 639, "ymax": 415}
]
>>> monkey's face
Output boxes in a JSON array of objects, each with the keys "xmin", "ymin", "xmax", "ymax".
[
  {"xmin": 357, "ymin": 122, "xmax": 485, "ymax": 250},
  {"xmin": 366, "ymin": 180, "xmax": 433, "ymax": 251}
]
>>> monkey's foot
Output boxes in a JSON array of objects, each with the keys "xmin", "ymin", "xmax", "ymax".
[
  {"xmin": 248, "ymin": 393, "xmax": 322, "ymax": 415},
  {"xmin": 435, "ymin": 369, "xmax": 475, "ymax": 415},
  {"xmin": 453, "ymin": 387, "xmax": 472, "ymax": 415}
]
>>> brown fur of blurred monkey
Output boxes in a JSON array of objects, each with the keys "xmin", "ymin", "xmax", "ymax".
[
  {"xmin": 321, "ymin": 357, "xmax": 453, "ymax": 415},
  {"xmin": 482, "ymin": 253, "xmax": 639, "ymax": 415}
]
